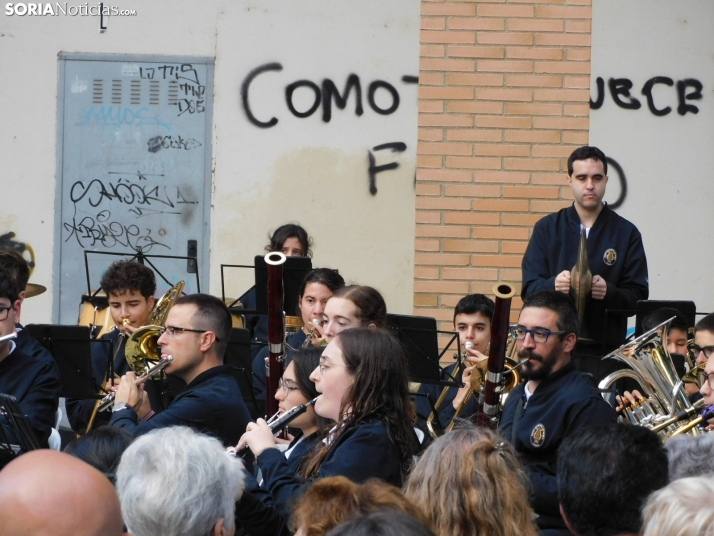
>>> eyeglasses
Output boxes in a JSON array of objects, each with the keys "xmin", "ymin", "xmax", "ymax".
[
  {"xmin": 509, "ymin": 325, "xmax": 567, "ymax": 343},
  {"xmin": 160, "ymin": 325, "xmax": 220, "ymax": 342},
  {"xmin": 0, "ymin": 306, "xmax": 12, "ymax": 322},
  {"xmin": 705, "ymin": 372, "xmax": 714, "ymax": 390},
  {"xmin": 318, "ymin": 358, "xmax": 349, "ymax": 375},
  {"xmin": 278, "ymin": 379, "xmax": 299, "ymax": 395},
  {"xmin": 691, "ymin": 345, "xmax": 714, "ymax": 359}
]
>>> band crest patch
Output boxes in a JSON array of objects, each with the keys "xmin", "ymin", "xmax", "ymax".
[
  {"xmin": 530, "ymin": 424, "xmax": 546, "ymax": 447},
  {"xmin": 603, "ymin": 248, "xmax": 617, "ymax": 266}
]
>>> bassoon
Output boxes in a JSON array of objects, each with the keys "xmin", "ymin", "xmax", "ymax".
[
  {"xmin": 264, "ymin": 252, "xmax": 287, "ymax": 419},
  {"xmin": 475, "ymin": 283, "xmax": 516, "ymax": 428}
]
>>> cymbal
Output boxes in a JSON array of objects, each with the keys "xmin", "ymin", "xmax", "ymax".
[{"xmin": 25, "ymin": 283, "xmax": 47, "ymax": 298}]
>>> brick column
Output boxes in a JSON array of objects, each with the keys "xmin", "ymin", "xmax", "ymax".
[{"xmin": 415, "ymin": 0, "xmax": 592, "ymax": 341}]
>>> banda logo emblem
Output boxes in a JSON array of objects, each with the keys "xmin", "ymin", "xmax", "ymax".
[
  {"xmin": 530, "ymin": 424, "xmax": 546, "ymax": 447},
  {"xmin": 603, "ymin": 248, "xmax": 617, "ymax": 266}
]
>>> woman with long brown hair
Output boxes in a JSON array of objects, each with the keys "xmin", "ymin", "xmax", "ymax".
[
  {"xmin": 404, "ymin": 425, "xmax": 537, "ymax": 536},
  {"xmin": 237, "ymin": 328, "xmax": 418, "ymax": 534}
]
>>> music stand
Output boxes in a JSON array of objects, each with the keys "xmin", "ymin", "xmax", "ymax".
[
  {"xmin": 0, "ymin": 393, "xmax": 40, "ymax": 469},
  {"xmin": 634, "ymin": 300, "xmax": 697, "ymax": 336},
  {"xmin": 223, "ymin": 328, "xmax": 263, "ymax": 419},
  {"xmin": 386, "ymin": 313, "xmax": 461, "ymax": 386},
  {"xmin": 25, "ymin": 324, "xmax": 104, "ymax": 399}
]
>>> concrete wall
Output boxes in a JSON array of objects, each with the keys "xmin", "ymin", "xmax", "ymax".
[
  {"xmin": 0, "ymin": 0, "xmax": 420, "ymax": 322},
  {"xmin": 590, "ymin": 0, "xmax": 714, "ymax": 314}
]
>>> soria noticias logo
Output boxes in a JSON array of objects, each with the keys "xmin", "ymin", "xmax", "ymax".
[{"xmin": 5, "ymin": 3, "xmax": 136, "ymax": 16}]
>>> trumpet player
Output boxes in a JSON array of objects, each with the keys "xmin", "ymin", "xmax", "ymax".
[
  {"xmin": 66, "ymin": 260, "xmax": 160, "ymax": 433},
  {"xmin": 415, "ymin": 294, "xmax": 494, "ymax": 432}
]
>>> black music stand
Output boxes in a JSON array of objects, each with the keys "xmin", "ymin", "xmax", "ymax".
[
  {"xmin": 634, "ymin": 300, "xmax": 697, "ymax": 336},
  {"xmin": 0, "ymin": 393, "xmax": 40, "ymax": 469},
  {"xmin": 386, "ymin": 313, "xmax": 461, "ymax": 386},
  {"xmin": 223, "ymin": 328, "xmax": 263, "ymax": 419},
  {"xmin": 25, "ymin": 324, "xmax": 105, "ymax": 399}
]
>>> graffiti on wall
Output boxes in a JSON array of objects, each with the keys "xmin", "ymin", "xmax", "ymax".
[{"xmin": 590, "ymin": 76, "xmax": 703, "ymax": 116}]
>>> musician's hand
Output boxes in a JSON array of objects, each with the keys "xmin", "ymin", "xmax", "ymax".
[
  {"xmin": 464, "ymin": 347, "xmax": 488, "ymax": 366},
  {"xmin": 103, "ymin": 375, "xmax": 121, "ymax": 392},
  {"xmin": 275, "ymin": 433, "xmax": 294, "ymax": 445},
  {"xmin": 615, "ymin": 390, "xmax": 644, "ymax": 413},
  {"xmin": 452, "ymin": 365, "xmax": 477, "ymax": 410},
  {"xmin": 555, "ymin": 270, "xmax": 571, "ymax": 293},
  {"xmin": 591, "ymin": 275, "xmax": 607, "ymax": 300},
  {"xmin": 123, "ymin": 324, "xmax": 138, "ymax": 335},
  {"xmin": 114, "ymin": 372, "xmax": 142, "ymax": 410},
  {"xmin": 134, "ymin": 389, "xmax": 152, "ymax": 420},
  {"xmin": 236, "ymin": 419, "xmax": 278, "ymax": 457}
]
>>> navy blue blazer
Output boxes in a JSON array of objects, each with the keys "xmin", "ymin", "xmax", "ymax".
[
  {"xmin": 109, "ymin": 365, "xmax": 251, "ymax": 447},
  {"xmin": 0, "ymin": 345, "xmax": 61, "ymax": 447}
]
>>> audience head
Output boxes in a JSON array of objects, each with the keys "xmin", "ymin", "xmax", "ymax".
[
  {"xmin": 267, "ymin": 223, "xmax": 312, "ymax": 257},
  {"xmin": 325, "ymin": 512, "xmax": 436, "ymax": 536},
  {"xmin": 558, "ymin": 423, "xmax": 669, "ymax": 536},
  {"xmin": 64, "ymin": 425, "xmax": 134, "ymax": 484},
  {"xmin": 322, "ymin": 285, "xmax": 387, "ymax": 342},
  {"xmin": 291, "ymin": 476, "xmax": 428, "ymax": 536},
  {"xmin": 0, "ymin": 450, "xmax": 127, "ymax": 536},
  {"xmin": 666, "ymin": 434, "xmax": 714, "ymax": 480},
  {"xmin": 642, "ymin": 476, "xmax": 714, "ymax": 536},
  {"xmin": 116, "ymin": 426, "xmax": 244, "ymax": 536},
  {"xmin": 303, "ymin": 328, "xmax": 416, "ymax": 477},
  {"xmin": 404, "ymin": 425, "xmax": 536, "ymax": 536}
]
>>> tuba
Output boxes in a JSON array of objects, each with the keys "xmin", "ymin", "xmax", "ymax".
[
  {"xmin": 125, "ymin": 281, "xmax": 185, "ymax": 375},
  {"xmin": 598, "ymin": 317, "xmax": 703, "ymax": 438}
]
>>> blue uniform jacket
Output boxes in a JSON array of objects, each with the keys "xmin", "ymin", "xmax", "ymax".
[
  {"xmin": 236, "ymin": 421, "xmax": 404, "ymax": 536},
  {"xmin": 415, "ymin": 362, "xmax": 478, "ymax": 433},
  {"xmin": 65, "ymin": 329, "xmax": 167, "ymax": 433},
  {"xmin": 252, "ymin": 330, "xmax": 307, "ymax": 402},
  {"xmin": 109, "ymin": 365, "xmax": 251, "ymax": 447},
  {"xmin": 521, "ymin": 204, "xmax": 648, "ymax": 345},
  {"xmin": 241, "ymin": 287, "xmax": 269, "ymax": 360},
  {"xmin": 0, "ymin": 345, "xmax": 61, "ymax": 447},
  {"xmin": 499, "ymin": 361, "xmax": 618, "ymax": 530}
]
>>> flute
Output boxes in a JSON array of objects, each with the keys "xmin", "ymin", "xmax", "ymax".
[
  {"xmin": 228, "ymin": 397, "xmax": 318, "ymax": 456},
  {"xmin": 97, "ymin": 355, "xmax": 173, "ymax": 412},
  {"xmin": 0, "ymin": 332, "xmax": 18, "ymax": 343}
]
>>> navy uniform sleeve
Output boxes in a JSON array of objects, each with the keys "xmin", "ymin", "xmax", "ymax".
[
  {"xmin": 522, "ymin": 219, "xmax": 558, "ymax": 298},
  {"xmin": 252, "ymin": 347, "xmax": 268, "ymax": 402},
  {"xmin": 601, "ymin": 227, "xmax": 649, "ymax": 311}
]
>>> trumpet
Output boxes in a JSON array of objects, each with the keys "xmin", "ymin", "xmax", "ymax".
[
  {"xmin": 301, "ymin": 319, "xmax": 325, "ymax": 348},
  {"xmin": 228, "ymin": 397, "xmax": 318, "ymax": 456},
  {"xmin": 96, "ymin": 355, "xmax": 174, "ymax": 412}
]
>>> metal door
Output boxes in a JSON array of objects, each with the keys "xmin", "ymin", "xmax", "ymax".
[{"xmin": 54, "ymin": 53, "xmax": 213, "ymax": 323}]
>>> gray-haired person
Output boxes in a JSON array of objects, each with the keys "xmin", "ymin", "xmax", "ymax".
[
  {"xmin": 666, "ymin": 434, "xmax": 714, "ymax": 480},
  {"xmin": 116, "ymin": 426, "xmax": 245, "ymax": 536}
]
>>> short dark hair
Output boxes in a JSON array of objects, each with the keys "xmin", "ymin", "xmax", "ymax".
[
  {"xmin": 558, "ymin": 424, "xmax": 668, "ymax": 536},
  {"xmin": 64, "ymin": 425, "xmax": 134, "ymax": 484},
  {"xmin": 100, "ymin": 261, "xmax": 156, "ymax": 299},
  {"xmin": 266, "ymin": 223, "xmax": 312, "ymax": 257},
  {"xmin": 567, "ymin": 146, "xmax": 608, "ymax": 176},
  {"xmin": 325, "ymin": 512, "xmax": 436, "ymax": 536},
  {"xmin": 330, "ymin": 286, "xmax": 387, "ymax": 328},
  {"xmin": 0, "ymin": 266, "xmax": 19, "ymax": 304},
  {"xmin": 643, "ymin": 307, "xmax": 689, "ymax": 333},
  {"xmin": 174, "ymin": 294, "xmax": 232, "ymax": 358},
  {"xmin": 297, "ymin": 268, "xmax": 345, "ymax": 313},
  {"xmin": 453, "ymin": 294, "xmax": 494, "ymax": 324},
  {"xmin": 522, "ymin": 291, "xmax": 579, "ymax": 337},
  {"xmin": 695, "ymin": 312, "xmax": 714, "ymax": 335},
  {"xmin": 0, "ymin": 248, "xmax": 30, "ymax": 292}
]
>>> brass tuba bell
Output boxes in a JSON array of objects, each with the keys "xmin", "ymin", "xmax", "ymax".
[{"xmin": 125, "ymin": 281, "xmax": 185, "ymax": 375}]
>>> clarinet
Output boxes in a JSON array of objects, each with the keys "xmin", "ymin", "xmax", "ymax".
[{"xmin": 227, "ymin": 397, "xmax": 318, "ymax": 456}]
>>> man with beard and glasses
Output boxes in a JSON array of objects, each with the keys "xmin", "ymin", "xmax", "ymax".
[{"xmin": 499, "ymin": 291, "xmax": 617, "ymax": 536}]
